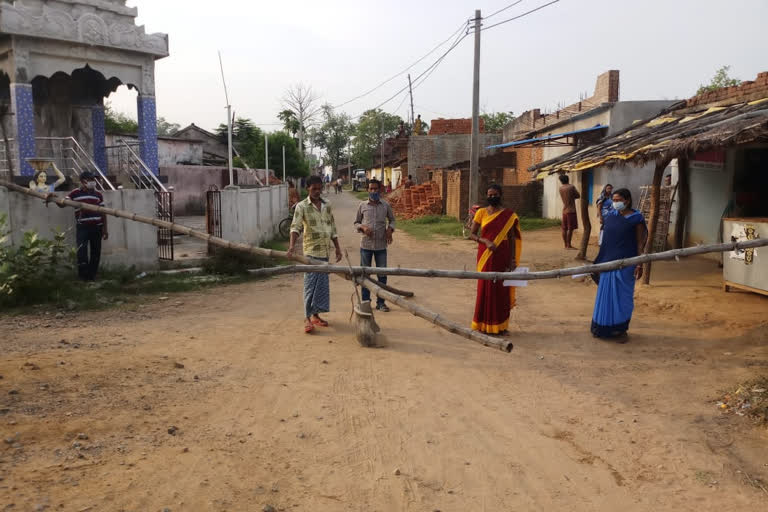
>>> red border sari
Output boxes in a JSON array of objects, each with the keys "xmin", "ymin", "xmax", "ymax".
[{"xmin": 471, "ymin": 208, "xmax": 522, "ymax": 334}]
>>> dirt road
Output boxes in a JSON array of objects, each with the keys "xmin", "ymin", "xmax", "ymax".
[{"xmin": 2, "ymin": 191, "xmax": 767, "ymax": 511}]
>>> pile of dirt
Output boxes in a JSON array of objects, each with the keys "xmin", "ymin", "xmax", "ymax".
[{"xmin": 716, "ymin": 376, "xmax": 768, "ymax": 425}]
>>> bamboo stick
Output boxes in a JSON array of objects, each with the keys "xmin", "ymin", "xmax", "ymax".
[
  {"xmin": 356, "ymin": 276, "xmax": 513, "ymax": 352},
  {"xmin": 242, "ymin": 237, "xmax": 768, "ymax": 281}
]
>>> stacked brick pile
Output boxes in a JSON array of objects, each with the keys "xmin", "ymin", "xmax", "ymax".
[{"xmin": 389, "ymin": 181, "xmax": 442, "ymax": 219}]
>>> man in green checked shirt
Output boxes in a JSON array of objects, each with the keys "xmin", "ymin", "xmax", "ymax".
[{"xmin": 287, "ymin": 175, "xmax": 343, "ymax": 334}]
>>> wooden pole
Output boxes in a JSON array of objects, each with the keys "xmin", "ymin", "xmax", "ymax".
[
  {"xmin": 240, "ymin": 236, "xmax": 768, "ymax": 281},
  {"xmin": 674, "ymin": 157, "xmax": 689, "ymax": 249},
  {"xmin": 575, "ymin": 173, "xmax": 592, "ymax": 261},
  {"xmin": 642, "ymin": 158, "xmax": 670, "ymax": 284},
  {"xmin": 359, "ymin": 276, "xmax": 512, "ymax": 352}
]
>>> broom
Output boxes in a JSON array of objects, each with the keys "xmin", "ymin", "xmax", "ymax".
[{"xmin": 344, "ymin": 250, "xmax": 381, "ymax": 347}]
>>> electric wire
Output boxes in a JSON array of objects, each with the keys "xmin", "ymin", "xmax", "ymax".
[
  {"xmin": 480, "ymin": 0, "xmax": 560, "ymax": 31},
  {"xmin": 485, "ymin": 0, "xmax": 525, "ymax": 19},
  {"xmin": 333, "ymin": 19, "xmax": 470, "ymax": 109},
  {"xmin": 351, "ymin": 30, "xmax": 469, "ymax": 120}
]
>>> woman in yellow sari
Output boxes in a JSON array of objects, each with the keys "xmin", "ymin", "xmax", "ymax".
[{"xmin": 468, "ymin": 184, "xmax": 522, "ymax": 334}]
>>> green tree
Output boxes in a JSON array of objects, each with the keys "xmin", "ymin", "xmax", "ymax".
[
  {"xmin": 310, "ymin": 104, "xmax": 352, "ymax": 175},
  {"xmin": 480, "ymin": 111, "xmax": 515, "ymax": 133},
  {"xmin": 277, "ymin": 109, "xmax": 301, "ymax": 138},
  {"xmin": 351, "ymin": 109, "xmax": 403, "ymax": 169},
  {"xmin": 268, "ymin": 131, "xmax": 309, "ymax": 178},
  {"xmin": 104, "ymin": 101, "xmax": 138, "ymax": 134},
  {"xmin": 157, "ymin": 117, "xmax": 181, "ymax": 136},
  {"xmin": 697, "ymin": 65, "xmax": 741, "ymax": 95},
  {"xmin": 214, "ymin": 117, "xmax": 309, "ymax": 178}
]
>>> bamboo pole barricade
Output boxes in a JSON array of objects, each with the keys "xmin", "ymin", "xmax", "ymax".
[
  {"xmin": 0, "ymin": 180, "xmax": 509, "ymax": 352},
  {"xmin": 4, "ymin": 179, "xmax": 768, "ymax": 354}
]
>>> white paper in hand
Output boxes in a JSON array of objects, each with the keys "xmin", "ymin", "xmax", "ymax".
[{"xmin": 503, "ymin": 267, "xmax": 529, "ymax": 287}]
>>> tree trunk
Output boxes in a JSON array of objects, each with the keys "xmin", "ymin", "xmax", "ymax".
[
  {"xmin": 575, "ymin": 174, "xmax": 592, "ymax": 260},
  {"xmin": 642, "ymin": 158, "xmax": 670, "ymax": 284},
  {"xmin": 674, "ymin": 157, "xmax": 689, "ymax": 249}
]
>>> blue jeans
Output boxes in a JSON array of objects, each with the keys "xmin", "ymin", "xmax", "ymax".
[{"xmin": 360, "ymin": 249, "xmax": 387, "ymax": 307}]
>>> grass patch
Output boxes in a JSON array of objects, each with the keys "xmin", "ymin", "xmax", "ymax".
[
  {"xmin": 397, "ymin": 214, "xmax": 562, "ymax": 240},
  {"xmin": 0, "ymin": 266, "xmax": 252, "ymax": 313},
  {"xmin": 398, "ymin": 215, "xmax": 463, "ymax": 240},
  {"xmin": 520, "ymin": 217, "xmax": 561, "ymax": 231},
  {"xmin": 351, "ymin": 190, "xmax": 369, "ymax": 201}
]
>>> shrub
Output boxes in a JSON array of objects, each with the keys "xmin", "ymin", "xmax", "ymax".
[{"xmin": 0, "ymin": 214, "xmax": 74, "ymax": 307}]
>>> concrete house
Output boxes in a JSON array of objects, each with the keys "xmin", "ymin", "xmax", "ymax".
[{"xmin": 492, "ymin": 71, "xmax": 675, "ymax": 220}]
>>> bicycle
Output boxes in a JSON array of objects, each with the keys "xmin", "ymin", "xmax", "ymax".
[
  {"xmin": 462, "ymin": 204, "xmax": 482, "ymax": 239},
  {"xmin": 278, "ymin": 205, "xmax": 296, "ymax": 239}
]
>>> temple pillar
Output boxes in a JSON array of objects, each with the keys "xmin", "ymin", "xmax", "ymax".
[
  {"xmin": 137, "ymin": 94, "xmax": 158, "ymax": 174},
  {"xmin": 91, "ymin": 103, "xmax": 107, "ymax": 172},
  {"xmin": 9, "ymin": 82, "xmax": 35, "ymax": 176}
]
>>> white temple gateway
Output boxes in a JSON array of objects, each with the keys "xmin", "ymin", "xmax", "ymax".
[{"xmin": 0, "ymin": 0, "xmax": 168, "ymax": 183}]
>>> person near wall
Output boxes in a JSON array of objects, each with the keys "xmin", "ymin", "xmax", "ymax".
[
  {"xmin": 558, "ymin": 174, "xmax": 580, "ymax": 250},
  {"xmin": 287, "ymin": 175, "xmax": 343, "ymax": 334},
  {"xmin": 354, "ymin": 178, "xmax": 396, "ymax": 312},
  {"xmin": 404, "ymin": 175, "xmax": 414, "ymax": 189},
  {"xmin": 469, "ymin": 184, "xmax": 522, "ymax": 335},
  {"xmin": 595, "ymin": 183, "xmax": 614, "ymax": 245},
  {"xmin": 591, "ymin": 188, "xmax": 647, "ymax": 342},
  {"xmin": 50, "ymin": 171, "xmax": 108, "ymax": 281}
]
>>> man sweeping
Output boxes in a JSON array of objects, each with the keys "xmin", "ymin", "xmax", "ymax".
[{"xmin": 287, "ymin": 175, "xmax": 343, "ymax": 334}]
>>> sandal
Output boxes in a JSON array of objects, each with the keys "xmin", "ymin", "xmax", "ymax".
[
  {"xmin": 311, "ymin": 317, "xmax": 329, "ymax": 327},
  {"xmin": 304, "ymin": 323, "xmax": 314, "ymax": 334}
]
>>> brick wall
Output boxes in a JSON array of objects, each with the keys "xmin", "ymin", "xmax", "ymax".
[
  {"xmin": 502, "ymin": 70, "xmax": 620, "ymax": 139},
  {"xmin": 502, "ymin": 181, "xmax": 543, "ymax": 217},
  {"xmin": 428, "ymin": 118, "xmax": 485, "ymax": 135},
  {"xmin": 408, "ymin": 133, "xmax": 502, "ymax": 183},
  {"xmin": 511, "ymin": 146, "xmax": 543, "ymax": 183},
  {"xmin": 685, "ymin": 71, "xmax": 768, "ymax": 108}
]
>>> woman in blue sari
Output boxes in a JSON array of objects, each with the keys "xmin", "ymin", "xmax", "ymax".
[{"xmin": 591, "ymin": 188, "xmax": 647, "ymax": 341}]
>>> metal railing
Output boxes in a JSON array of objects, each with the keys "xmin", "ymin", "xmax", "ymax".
[
  {"xmin": 0, "ymin": 137, "xmax": 116, "ymax": 191},
  {"xmin": 107, "ymin": 139, "xmax": 167, "ymax": 193}
]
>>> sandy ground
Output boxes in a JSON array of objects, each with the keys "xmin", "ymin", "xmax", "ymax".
[{"xmin": 2, "ymin": 191, "xmax": 767, "ymax": 511}]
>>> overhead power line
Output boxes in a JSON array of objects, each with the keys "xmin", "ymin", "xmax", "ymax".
[
  {"xmin": 351, "ymin": 30, "xmax": 470, "ymax": 120},
  {"xmin": 485, "ymin": 0, "xmax": 525, "ymax": 19},
  {"xmin": 480, "ymin": 0, "xmax": 560, "ymax": 31},
  {"xmin": 334, "ymin": 19, "xmax": 470, "ymax": 109}
]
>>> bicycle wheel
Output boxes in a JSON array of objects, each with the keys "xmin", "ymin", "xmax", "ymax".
[{"xmin": 278, "ymin": 218, "xmax": 292, "ymax": 239}]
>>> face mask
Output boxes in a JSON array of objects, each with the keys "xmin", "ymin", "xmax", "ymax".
[
  {"xmin": 369, "ymin": 192, "xmax": 380, "ymax": 201},
  {"xmin": 85, "ymin": 181, "xmax": 97, "ymax": 190},
  {"xmin": 612, "ymin": 201, "xmax": 625, "ymax": 211},
  {"xmin": 487, "ymin": 196, "xmax": 501, "ymax": 207}
]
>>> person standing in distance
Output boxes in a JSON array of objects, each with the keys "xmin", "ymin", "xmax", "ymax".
[
  {"xmin": 52, "ymin": 171, "xmax": 108, "ymax": 281},
  {"xmin": 354, "ymin": 178, "xmax": 396, "ymax": 312},
  {"xmin": 558, "ymin": 174, "xmax": 580, "ymax": 250},
  {"xmin": 287, "ymin": 175, "xmax": 343, "ymax": 334}
]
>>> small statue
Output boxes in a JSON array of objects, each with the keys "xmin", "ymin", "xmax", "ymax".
[{"xmin": 28, "ymin": 161, "xmax": 66, "ymax": 193}]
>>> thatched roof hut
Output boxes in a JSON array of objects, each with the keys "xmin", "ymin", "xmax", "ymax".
[{"xmin": 530, "ymin": 73, "xmax": 768, "ymax": 176}]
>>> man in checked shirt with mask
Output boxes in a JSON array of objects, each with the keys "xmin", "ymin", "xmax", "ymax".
[{"xmin": 354, "ymin": 178, "xmax": 396, "ymax": 312}]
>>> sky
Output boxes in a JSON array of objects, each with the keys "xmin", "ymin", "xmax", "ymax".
[{"xmin": 110, "ymin": 0, "xmax": 768, "ymax": 134}]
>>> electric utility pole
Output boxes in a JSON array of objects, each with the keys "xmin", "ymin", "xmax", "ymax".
[
  {"xmin": 264, "ymin": 133, "xmax": 269, "ymax": 184},
  {"xmin": 347, "ymin": 143, "xmax": 351, "ymax": 186},
  {"xmin": 408, "ymin": 73, "xmax": 415, "ymax": 126},
  {"xmin": 218, "ymin": 51, "xmax": 234, "ymax": 186},
  {"xmin": 468, "ymin": 9, "xmax": 481, "ymax": 207},
  {"xmin": 380, "ymin": 117, "xmax": 385, "ymax": 181},
  {"xmin": 282, "ymin": 145, "xmax": 286, "ymax": 183}
]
